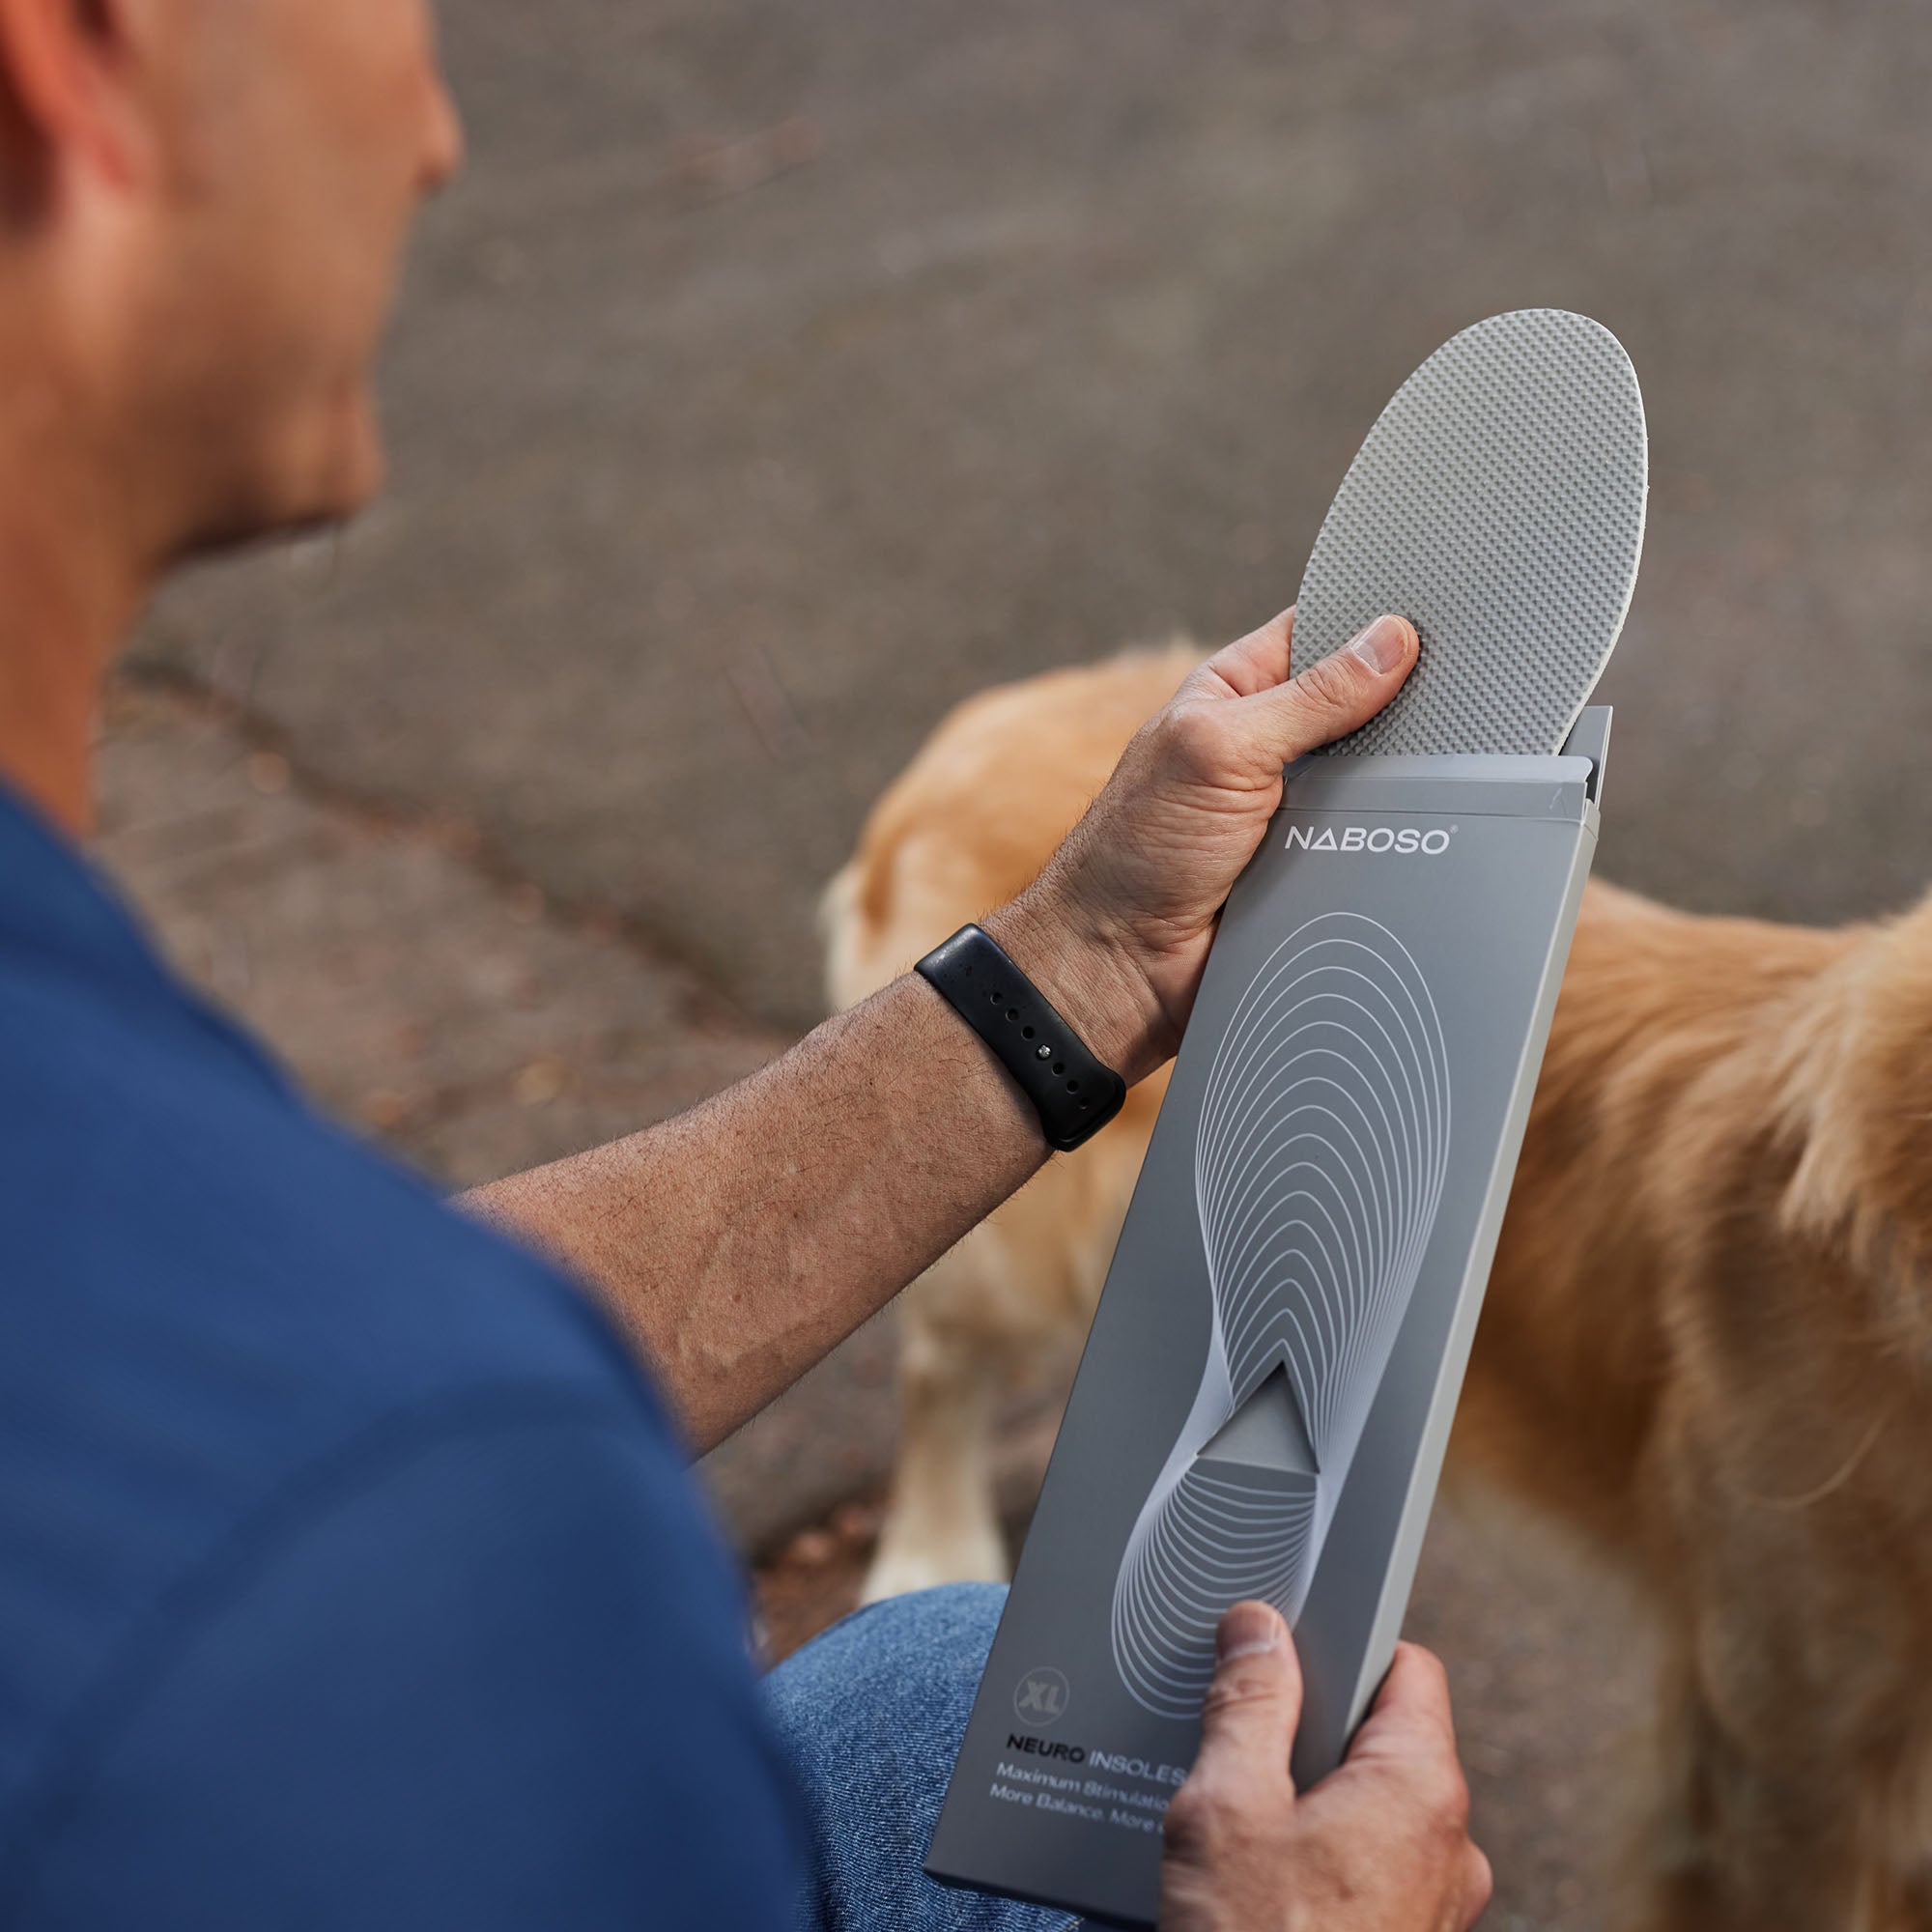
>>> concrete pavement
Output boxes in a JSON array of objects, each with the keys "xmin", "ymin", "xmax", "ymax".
[
  {"xmin": 137, "ymin": 0, "xmax": 1932, "ymax": 1029},
  {"xmin": 95, "ymin": 1, "xmax": 1932, "ymax": 1921}
]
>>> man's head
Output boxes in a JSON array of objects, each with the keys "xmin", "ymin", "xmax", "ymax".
[{"xmin": 0, "ymin": 0, "xmax": 461, "ymax": 564}]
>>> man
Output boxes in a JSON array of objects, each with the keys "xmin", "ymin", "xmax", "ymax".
[{"xmin": 0, "ymin": 1, "xmax": 1492, "ymax": 1926}]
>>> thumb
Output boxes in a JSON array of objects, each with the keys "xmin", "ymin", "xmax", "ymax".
[
  {"xmin": 1239, "ymin": 613, "xmax": 1418, "ymax": 765},
  {"xmin": 1344, "ymin": 1640, "xmax": 1461, "ymax": 1775},
  {"xmin": 1192, "ymin": 1601, "xmax": 1305, "ymax": 1797}
]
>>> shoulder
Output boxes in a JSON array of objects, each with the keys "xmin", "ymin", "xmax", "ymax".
[
  {"xmin": 0, "ymin": 944, "xmax": 640, "ymax": 1411},
  {"xmin": 0, "ymin": 953, "xmax": 708, "ymax": 1865},
  {"xmin": 3, "ymin": 1406, "xmax": 805, "ymax": 1929}
]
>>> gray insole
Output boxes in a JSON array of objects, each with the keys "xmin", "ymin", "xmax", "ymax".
[{"xmin": 1292, "ymin": 308, "xmax": 1647, "ymax": 757}]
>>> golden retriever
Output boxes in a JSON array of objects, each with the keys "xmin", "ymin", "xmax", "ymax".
[{"xmin": 825, "ymin": 641, "xmax": 1932, "ymax": 1930}]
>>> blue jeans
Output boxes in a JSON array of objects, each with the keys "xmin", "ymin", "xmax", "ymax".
[{"xmin": 765, "ymin": 1585, "xmax": 1081, "ymax": 1932}]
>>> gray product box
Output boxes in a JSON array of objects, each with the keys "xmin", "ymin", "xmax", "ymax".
[{"xmin": 926, "ymin": 711, "xmax": 1612, "ymax": 1929}]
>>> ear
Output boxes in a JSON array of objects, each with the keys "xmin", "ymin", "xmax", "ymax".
[{"xmin": 0, "ymin": 0, "xmax": 141, "ymax": 211}]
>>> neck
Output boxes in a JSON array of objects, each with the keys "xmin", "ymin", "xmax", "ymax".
[
  {"xmin": 0, "ymin": 530, "xmax": 147, "ymax": 841},
  {"xmin": 0, "ymin": 294, "xmax": 156, "ymax": 839}
]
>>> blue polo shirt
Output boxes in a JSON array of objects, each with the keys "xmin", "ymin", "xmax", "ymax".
[{"xmin": 0, "ymin": 783, "xmax": 807, "ymax": 1927}]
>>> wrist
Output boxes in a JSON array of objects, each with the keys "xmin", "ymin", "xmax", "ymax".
[{"xmin": 980, "ymin": 889, "xmax": 1169, "ymax": 1087}]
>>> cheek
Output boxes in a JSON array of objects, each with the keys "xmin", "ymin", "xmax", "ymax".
[
  {"xmin": 254, "ymin": 1, "xmax": 440, "ymax": 298},
  {"xmin": 151, "ymin": 0, "xmax": 443, "ymax": 523}
]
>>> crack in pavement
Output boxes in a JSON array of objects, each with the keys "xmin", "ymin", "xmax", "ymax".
[{"xmin": 115, "ymin": 657, "xmax": 771, "ymax": 1042}]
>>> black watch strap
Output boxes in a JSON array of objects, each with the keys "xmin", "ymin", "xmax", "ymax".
[{"xmin": 917, "ymin": 924, "xmax": 1128, "ymax": 1153}]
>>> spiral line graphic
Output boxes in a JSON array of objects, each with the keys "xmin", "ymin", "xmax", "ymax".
[{"xmin": 1111, "ymin": 912, "xmax": 1451, "ymax": 1718}]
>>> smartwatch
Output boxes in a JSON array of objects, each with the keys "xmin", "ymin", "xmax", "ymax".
[{"xmin": 917, "ymin": 924, "xmax": 1128, "ymax": 1152}]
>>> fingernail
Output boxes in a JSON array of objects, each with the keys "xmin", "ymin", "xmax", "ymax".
[
  {"xmin": 1216, "ymin": 1604, "xmax": 1281, "ymax": 1663},
  {"xmin": 1350, "ymin": 614, "xmax": 1411, "ymax": 675}
]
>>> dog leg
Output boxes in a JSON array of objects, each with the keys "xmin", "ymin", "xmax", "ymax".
[
  {"xmin": 1638, "ymin": 1638, "xmax": 1885, "ymax": 1932},
  {"xmin": 862, "ymin": 1237, "xmax": 1016, "ymax": 1603}
]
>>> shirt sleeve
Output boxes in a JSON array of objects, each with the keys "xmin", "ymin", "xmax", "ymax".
[{"xmin": 14, "ymin": 1394, "xmax": 809, "ymax": 1932}]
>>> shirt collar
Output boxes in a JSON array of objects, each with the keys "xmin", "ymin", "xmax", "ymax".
[{"xmin": 0, "ymin": 777, "xmax": 292, "ymax": 1098}]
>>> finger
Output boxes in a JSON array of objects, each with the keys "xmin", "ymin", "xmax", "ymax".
[
  {"xmin": 1348, "ymin": 1642, "xmax": 1460, "ymax": 1771},
  {"xmin": 1458, "ymin": 1843, "xmax": 1494, "ymax": 1930},
  {"xmin": 1190, "ymin": 1602, "xmax": 1305, "ymax": 1797},
  {"xmin": 1198, "ymin": 607, "xmax": 1296, "ymax": 698},
  {"xmin": 1235, "ymin": 613, "xmax": 1417, "ymax": 763}
]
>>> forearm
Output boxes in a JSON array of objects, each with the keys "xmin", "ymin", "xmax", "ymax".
[
  {"xmin": 463, "ymin": 895, "xmax": 1155, "ymax": 1452},
  {"xmin": 466, "ymin": 608, "xmax": 1420, "ymax": 1453}
]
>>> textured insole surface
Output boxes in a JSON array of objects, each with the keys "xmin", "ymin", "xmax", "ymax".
[{"xmin": 1292, "ymin": 309, "xmax": 1647, "ymax": 756}]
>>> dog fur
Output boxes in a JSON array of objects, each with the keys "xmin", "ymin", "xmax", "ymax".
[
  {"xmin": 826, "ymin": 644, "xmax": 1932, "ymax": 1929},
  {"xmin": 823, "ymin": 646, "xmax": 1192, "ymax": 1598}
]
